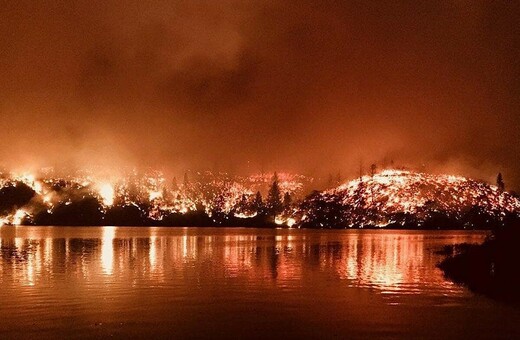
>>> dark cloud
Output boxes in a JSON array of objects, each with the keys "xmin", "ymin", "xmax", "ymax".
[{"xmin": 0, "ymin": 1, "xmax": 519, "ymax": 187}]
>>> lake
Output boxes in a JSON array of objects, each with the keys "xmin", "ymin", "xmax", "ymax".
[{"xmin": 1, "ymin": 227, "xmax": 519, "ymax": 339}]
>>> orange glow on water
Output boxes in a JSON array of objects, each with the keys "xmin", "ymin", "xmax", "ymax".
[{"xmin": 101, "ymin": 227, "xmax": 116, "ymax": 275}]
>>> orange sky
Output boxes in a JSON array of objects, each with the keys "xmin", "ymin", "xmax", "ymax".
[{"xmin": 0, "ymin": 1, "xmax": 519, "ymax": 188}]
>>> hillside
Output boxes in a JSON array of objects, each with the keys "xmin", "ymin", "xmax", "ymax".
[{"xmin": 295, "ymin": 169, "xmax": 520, "ymax": 229}]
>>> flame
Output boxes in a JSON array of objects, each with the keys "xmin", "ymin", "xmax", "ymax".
[
  {"xmin": 0, "ymin": 209, "xmax": 29, "ymax": 226},
  {"xmin": 0, "ymin": 216, "xmax": 8, "ymax": 227},
  {"xmin": 234, "ymin": 212, "xmax": 258, "ymax": 219},
  {"xmin": 149, "ymin": 190, "xmax": 162, "ymax": 201},
  {"xmin": 98, "ymin": 183, "xmax": 115, "ymax": 206},
  {"xmin": 286, "ymin": 217, "xmax": 296, "ymax": 227},
  {"xmin": 12, "ymin": 209, "xmax": 27, "ymax": 226},
  {"xmin": 274, "ymin": 216, "xmax": 285, "ymax": 225},
  {"xmin": 12, "ymin": 172, "xmax": 44, "ymax": 195}
]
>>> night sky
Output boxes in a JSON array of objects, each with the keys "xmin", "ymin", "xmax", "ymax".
[{"xmin": 1, "ymin": 1, "xmax": 519, "ymax": 188}]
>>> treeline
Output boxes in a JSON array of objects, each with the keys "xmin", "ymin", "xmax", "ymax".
[
  {"xmin": 0, "ymin": 177, "xmax": 289, "ymax": 227},
  {"xmin": 34, "ymin": 200, "xmax": 280, "ymax": 227},
  {"xmin": 0, "ymin": 178, "xmax": 518, "ymax": 229}
]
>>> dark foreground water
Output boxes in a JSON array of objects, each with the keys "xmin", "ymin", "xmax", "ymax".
[{"xmin": 1, "ymin": 227, "xmax": 519, "ymax": 339}]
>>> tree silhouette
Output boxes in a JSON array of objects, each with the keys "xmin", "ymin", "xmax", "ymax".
[
  {"xmin": 300, "ymin": 192, "xmax": 346, "ymax": 228},
  {"xmin": 0, "ymin": 182, "xmax": 35, "ymax": 214},
  {"xmin": 497, "ymin": 173, "xmax": 505, "ymax": 191},
  {"xmin": 47, "ymin": 196, "xmax": 104, "ymax": 226},
  {"xmin": 266, "ymin": 173, "xmax": 283, "ymax": 217},
  {"xmin": 283, "ymin": 192, "xmax": 292, "ymax": 210},
  {"xmin": 210, "ymin": 193, "xmax": 228, "ymax": 222},
  {"xmin": 105, "ymin": 204, "xmax": 148, "ymax": 225},
  {"xmin": 370, "ymin": 163, "xmax": 377, "ymax": 177},
  {"xmin": 253, "ymin": 191, "xmax": 264, "ymax": 215},
  {"xmin": 351, "ymin": 179, "xmax": 367, "ymax": 226},
  {"xmin": 235, "ymin": 194, "xmax": 250, "ymax": 215}
]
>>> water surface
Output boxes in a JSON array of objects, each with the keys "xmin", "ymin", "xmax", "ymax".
[{"xmin": 1, "ymin": 227, "xmax": 519, "ymax": 339}]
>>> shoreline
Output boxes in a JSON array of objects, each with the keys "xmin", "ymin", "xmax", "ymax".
[
  {"xmin": 438, "ymin": 219, "xmax": 520, "ymax": 306},
  {"xmin": 0, "ymin": 223, "xmax": 498, "ymax": 230}
]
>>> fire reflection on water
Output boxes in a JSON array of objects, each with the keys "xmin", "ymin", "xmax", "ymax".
[
  {"xmin": 0, "ymin": 227, "xmax": 486, "ymax": 303},
  {"xmin": 101, "ymin": 227, "xmax": 116, "ymax": 275}
]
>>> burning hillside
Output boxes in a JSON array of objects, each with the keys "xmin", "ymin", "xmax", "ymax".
[
  {"xmin": 294, "ymin": 169, "xmax": 520, "ymax": 229},
  {"xmin": 0, "ymin": 168, "xmax": 311, "ymax": 226},
  {"xmin": 0, "ymin": 167, "xmax": 518, "ymax": 229}
]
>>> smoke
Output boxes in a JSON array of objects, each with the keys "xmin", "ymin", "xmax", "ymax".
[{"xmin": 0, "ymin": 1, "xmax": 519, "ymax": 188}]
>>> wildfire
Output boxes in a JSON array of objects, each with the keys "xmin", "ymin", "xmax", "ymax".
[
  {"xmin": 98, "ymin": 183, "xmax": 115, "ymax": 206},
  {"xmin": 12, "ymin": 172, "xmax": 44, "ymax": 195},
  {"xmin": 293, "ymin": 169, "xmax": 520, "ymax": 228},
  {"xmin": 334, "ymin": 169, "xmax": 520, "ymax": 214},
  {"xmin": 1, "ymin": 167, "xmax": 518, "ymax": 228},
  {"xmin": 0, "ymin": 209, "xmax": 29, "ymax": 226},
  {"xmin": 12, "ymin": 209, "xmax": 28, "ymax": 226},
  {"xmin": 0, "ymin": 167, "xmax": 313, "ymax": 225}
]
